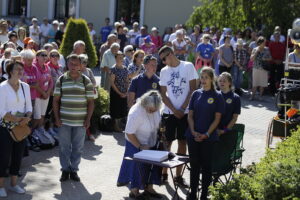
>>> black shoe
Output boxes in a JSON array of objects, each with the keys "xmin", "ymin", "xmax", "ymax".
[
  {"xmin": 129, "ymin": 192, "xmax": 146, "ymax": 200},
  {"xmin": 70, "ymin": 172, "xmax": 80, "ymax": 182},
  {"xmin": 174, "ymin": 176, "xmax": 189, "ymax": 188},
  {"xmin": 186, "ymin": 192, "xmax": 197, "ymax": 200},
  {"xmin": 144, "ymin": 190, "xmax": 163, "ymax": 199},
  {"xmin": 60, "ymin": 171, "xmax": 69, "ymax": 182}
]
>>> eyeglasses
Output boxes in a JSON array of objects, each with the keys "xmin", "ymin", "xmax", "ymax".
[
  {"xmin": 143, "ymin": 55, "xmax": 156, "ymax": 64},
  {"xmin": 161, "ymin": 53, "xmax": 170, "ymax": 62},
  {"xmin": 50, "ymin": 54, "xmax": 60, "ymax": 58},
  {"xmin": 127, "ymin": 49, "xmax": 134, "ymax": 52},
  {"xmin": 204, "ymin": 37, "xmax": 210, "ymax": 40},
  {"xmin": 39, "ymin": 54, "xmax": 48, "ymax": 57}
]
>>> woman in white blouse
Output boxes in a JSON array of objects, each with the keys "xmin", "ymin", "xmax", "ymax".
[
  {"xmin": 0, "ymin": 61, "xmax": 32, "ymax": 197},
  {"xmin": 117, "ymin": 90, "xmax": 163, "ymax": 200}
]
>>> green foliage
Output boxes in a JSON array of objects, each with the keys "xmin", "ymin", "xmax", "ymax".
[
  {"xmin": 94, "ymin": 87, "xmax": 110, "ymax": 117},
  {"xmin": 59, "ymin": 18, "xmax": 98, "ymax": 67},
  {"xmin": 210, "ymin": 126, "xmax": 300, "ymax": 200},
  {"xmin": 187, "ymin": 0, "xmax": 300, "ymax": 36}
]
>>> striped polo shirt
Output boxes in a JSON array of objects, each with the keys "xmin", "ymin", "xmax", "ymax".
[{"xmin": 54, "ymin": 72, "xmax": 94, "ymax": 126}]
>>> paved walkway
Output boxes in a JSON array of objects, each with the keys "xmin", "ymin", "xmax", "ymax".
[{"xmin": 4, "ymin": 94, "xmax": 278, "ymax": 200}]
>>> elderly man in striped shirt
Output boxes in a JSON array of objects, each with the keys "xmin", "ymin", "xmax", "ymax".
[{"xmin": 53, "ymin": 54, "xmax": 94, "ymax": 182}]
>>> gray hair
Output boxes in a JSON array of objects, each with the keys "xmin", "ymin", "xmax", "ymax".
[
  {"xmin": 110, "ymin": 42, "xmax": 120, "ymax": 50},
  {"xmin": 107, "ymin": 34, "xmax": 117, "ymax": 40},
  {"xmin": 139, "ymin": 90, "xmax": 162, "ymax": 110},
  {"xmin": 73, "ymin": 40, "xmax": 86, "ymax": 49},
  {"xmin": 20, "ymin": 49, "xmax": 36, "ymax": 59},
  {"xmin": 79, "ymin": 54, "xmax": 88, "ymax": 64}
]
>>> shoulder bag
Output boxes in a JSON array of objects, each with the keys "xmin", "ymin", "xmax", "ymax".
[{"xmin": 9, "ymin": 83, "xmax": 31, "ymax": 142}]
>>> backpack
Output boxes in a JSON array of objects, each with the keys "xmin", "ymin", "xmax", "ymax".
[{"xmin": 59, "ymin": 73, "xmax": 88, "ymax": 95}]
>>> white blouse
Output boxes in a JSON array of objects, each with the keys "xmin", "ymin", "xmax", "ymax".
[
  {"xmin": 125, "ymin": 103, "xmax": 161, "ymax": 147},
  {"xmin": 0, "ymin": 80, "xmax": 32, "ymax": 118}
]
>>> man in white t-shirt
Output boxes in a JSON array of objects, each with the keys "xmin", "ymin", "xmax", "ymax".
[
  {"xmin": 40, "ymin": 18, "xmax": 51, "ymax": 46},
  {"xmin": 29, "ymin": 18, "xmax": 41, "ymax": 45},
  {"xmin": 127, "ymin": 22, "xmax": 140, "ymax": 47},
  {"xmin": 159, "ymin": 46, "xmax": 198, "ymax": 187}
]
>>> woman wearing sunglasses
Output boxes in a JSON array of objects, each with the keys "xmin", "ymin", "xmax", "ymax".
[{"xmin": 32, "ymin": 50, "xmax": 53, "ymax": 132}]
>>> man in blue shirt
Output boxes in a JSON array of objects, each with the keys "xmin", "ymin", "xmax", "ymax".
[
  {"xmin": 127, "ymin": 55, "xmax": 160, "ymax": 108},
  {"xmin": 135, "ymin": 26, "xmax": 149, "ymax": 48},
  {"xmin": 100, "ymin": 18, "xmax": 113, "ymax": 44}
]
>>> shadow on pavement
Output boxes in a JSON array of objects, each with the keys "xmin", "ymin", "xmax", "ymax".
[
  {"xmin": 241, "ymin": 95, "xmax": 277, "ymax": 112},
  {"xmin": 100, "ymin": 131, "xmax": 126, "ymax": 147},
  {"xmin": 82, "ymin": 142, "xmax": 103, "ymax": 161},
  {"xmin": 54, "ymin": 182, "xmax": 101, "ymax": 200}
]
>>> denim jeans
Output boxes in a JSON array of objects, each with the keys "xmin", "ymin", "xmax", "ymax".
[
  {"xmin": 231, "ymin": 65, "xmax": 243, "ymax": 89},
  {"xmin": 58, "ymin": 125, "xmax": 85, "ymax": 172}
]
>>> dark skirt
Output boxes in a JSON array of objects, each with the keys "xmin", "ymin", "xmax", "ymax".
[
  {"xmin": 117, "ymin": 141, "xmax": 161, "ymax": 189},
  {"xmin": 109, "ymin": 89, "xmax": 127, "ymax": 119}
]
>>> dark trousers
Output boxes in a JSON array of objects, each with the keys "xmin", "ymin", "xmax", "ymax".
[
  {"xmin": 270, "ymin": 63, "xmax": 284, "ymax": 95},
  {"xmin": 0, "ymin": 126, "xmax": 26, "ymax": 177},
  {"xmin": 219, "ymin": 65, "xmax": 231, "ymax": 74},
  {"xmin": 187, "ymin": 138, "xmax": 214, "ymax": 200}
]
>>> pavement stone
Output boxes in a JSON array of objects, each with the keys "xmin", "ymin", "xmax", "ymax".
[{"xmin": 4, "ymin": 94, "xmax": 278, "ymax": 200}]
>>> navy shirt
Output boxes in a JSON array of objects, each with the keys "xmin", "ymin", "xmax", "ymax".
[
  {"xmin": 219, "ymin": 91, "xmax": 241, "ymax": 129},
  {"xmin": 128, "ymin": 73, "xmax": 160, "ymax": 99},
  {"xmin": 186, "ymin": 89, "xmax": 225, "ymax": 141}
]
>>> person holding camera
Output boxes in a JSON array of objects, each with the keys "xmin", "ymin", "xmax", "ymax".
[{"xmin": 0, "ymin": 61, "xmax": 32, "ymax": 197}]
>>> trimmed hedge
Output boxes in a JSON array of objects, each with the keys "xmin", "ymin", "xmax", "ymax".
[
  {"xmin": 59, "ymin": 18, "xmax": 98, "ymax": 67},
  {"xmin": 210, "ymin": 126, "xmax": 300, "ymax": 200}
]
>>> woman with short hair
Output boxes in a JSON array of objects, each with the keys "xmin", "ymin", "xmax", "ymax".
[
  {"xmin": 128, "ymin": 50, "xmax": 145, "ymax": 79},
  {"xmin": 117, "ymin": 90, "xmax": 163, "ymax": 200},
  {"xmin": 249, "ymin": 36, "xmax": 272, "ymax": 100},
  {"xmin": 0, "ymin": 61, "xmax": 32, "ymax": 197}
]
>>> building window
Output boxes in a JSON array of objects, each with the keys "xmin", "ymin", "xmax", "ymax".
[
  {"xmin": 8, "ymin": 0, "xmax": 27, "ymax": 16},
  {"xmin": 55, "ymin": 0, "xmax": 76, "ymax": 19},
  {"xmin": 115, "ymin": 0, "xmax": 140, "ymax": 25}
]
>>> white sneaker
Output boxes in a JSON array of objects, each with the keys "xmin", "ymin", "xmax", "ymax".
[
  {"xmin": 9, "ymin": 185, "xmax": 25, "ymax": 194},
  {"xmin": 0, "ymin": 188, "xmax": 7, "ymax": 197}
]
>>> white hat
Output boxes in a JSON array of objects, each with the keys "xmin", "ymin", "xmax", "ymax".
[
  {"xmin": 237, "ymin": 38, "xmax": 244, "ymax": 46},
  {"xmin": 32, "ymin": 18, "xmax": 38, "ymax": 22},
  {"xmin": 52, "ymin": 20, "xmax": 59, "ymax": 25},
  {"xmin": 151, "ymin": 27, "xmax": 158, "ymax": 32}
]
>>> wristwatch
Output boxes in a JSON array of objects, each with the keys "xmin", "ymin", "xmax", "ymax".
[{"xmin": 205, "ymin": 132, "xmax": 210, "ymax": 138}]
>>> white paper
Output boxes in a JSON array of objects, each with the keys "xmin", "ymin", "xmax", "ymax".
[{"xmin": 134, "ymin": 150, "xmax": 169, "ymax": 162}]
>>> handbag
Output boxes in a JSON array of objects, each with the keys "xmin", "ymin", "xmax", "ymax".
[
  {"xmin": 9, "ymin": 124, "xmax": 31, "ymax": 142},
  {"xmin": 261, "ymin": 60, "xmax": 271, "ymax": 71},
  {"xmin": 9, "ymin": 83, "xmax": 31, "ymax": 142}
]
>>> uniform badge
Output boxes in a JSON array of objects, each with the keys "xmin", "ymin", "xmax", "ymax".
[
  {"xmin": 226, "ymin": 98, "xmax": 232, "ymax": 104},
  {"xmin": 207, "ymin": 98, "xmax": 214, "ymax": 104},
  {"xmin": 152, "ymin": 83, "xmax": 157, "ymax": 89}
]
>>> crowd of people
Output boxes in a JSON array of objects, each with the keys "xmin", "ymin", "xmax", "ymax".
[{"xmin": 0, "ymin": 15, "xmax": 299, "ymax": 200}]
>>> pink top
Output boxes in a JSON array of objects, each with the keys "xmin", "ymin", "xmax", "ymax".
[
  {"xmin": 33, "ymin": 60, "xmax": 53, "ymax": 98},
  {"xmin": 150, "ymin": 35, "xmax": 163, "ymax": 49},
  {"xmin": 22, "ymin": 64, "xmax": 40, "ymax": 100},
  {"xmin": 141, "ymin": 43, "xmax": 157, "ymax": 55}
]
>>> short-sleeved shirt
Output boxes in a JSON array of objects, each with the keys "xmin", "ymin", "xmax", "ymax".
[
  {"xmin": 129, "ymin": 73, "xmax": 160, "ymax": 99},
  {"xmin": 100, "ymin": 50, "xmax": 116, "ymax": 69},
  {"xmin": 128, "ymin": 63, "xmax": 145, "ymax": 77},
  {"xmin": 196, "ymin": 43, "xmax": 215, "ymax": 59},
  {"xmin": 219, "ymin": 91, "xmax": 241, "ymax": 129},
  {"xmin": 159, "ymin": 61, "xmax": 198, "ymax": 114},
  {"xmin": 252, "ymin": 47, "xmax": 271, "ymax": 69},
  {"xmin": 100, "ymin": 26, "xmax": 113, "ymax": 43},
  {"xmin": 125, "ymin": 103, "xmax": 161, "ymax": 147},
  {"xmin": 110, "ymin": 66, "xmax": 128, "ymax": 93},
  {"xmin": 219, "ymin": 44, "xmax": 234, "ymax": 66},
  {"xmin": 53, "ymin": 72, "xmax": 94, "ymax": 126},
  {"xmin": 187, "ymin": 89, "xmax": 225, "ymax": 141},
  {"xmin": 22, "ymin": 65, "xmax": 40, "ymax": 100}
]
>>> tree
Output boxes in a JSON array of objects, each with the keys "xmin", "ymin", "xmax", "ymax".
[
  {"xmin": 59, "ymin": 18, "xmax": 98, "ymax": 67},
  {"xmin": 187, "ymin": 0, "xmax": 300, "ymax": 37}
]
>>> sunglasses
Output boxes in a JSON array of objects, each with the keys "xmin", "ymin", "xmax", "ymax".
[
  {"xmin": 127, "ymin": 49, "xmax": 134, "ymax": 52},
  {"xmin": 161, "ymin": 53, "xmax": 170, "ymax": 62},
  {"xmin": 39, "ymin": 54, "xmax": 48, "ymax": 57},
  {"xmin": 50, "ymin": 54, "xmax": 60, "ymax": 58}
]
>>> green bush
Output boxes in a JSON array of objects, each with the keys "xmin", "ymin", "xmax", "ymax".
[
  {"xmin": 90, "ymin": 87, "xmax": 109, "ymax": 133},
  {"xmin": 59, "ymin": 18, "xmax": 98, "ymax": 67},
  {"xmin": 210, "ymin": 126, "xmax": 300, "ymax": 200}
]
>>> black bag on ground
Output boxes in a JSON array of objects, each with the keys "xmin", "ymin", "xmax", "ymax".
[{"xmin": 99, "ymin": 115, "xmax": 115, "ymax": 132}]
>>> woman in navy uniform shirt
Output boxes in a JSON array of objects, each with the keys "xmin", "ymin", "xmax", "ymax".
[
  {"xmin": 217, "ymin": 72, "xmax": 241, "ymax": 135},
  {"xmin": 186, "ymin": 67, "xmax": 225, "ymax": 200}
]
